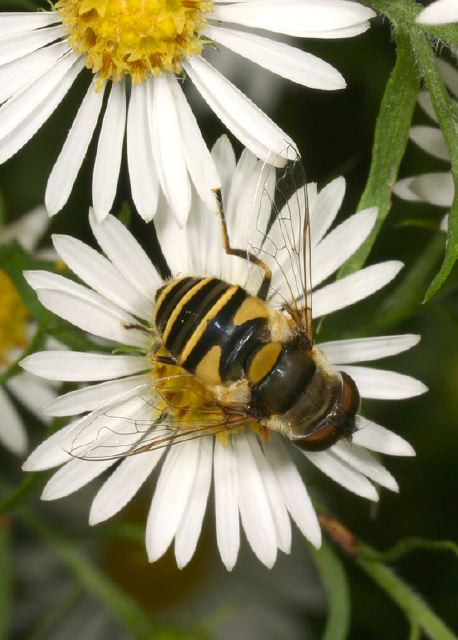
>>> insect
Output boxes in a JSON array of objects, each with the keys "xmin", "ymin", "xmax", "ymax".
[{"xmin": 67, "ymin": 154, "xmax": 360, "ymax": 460}]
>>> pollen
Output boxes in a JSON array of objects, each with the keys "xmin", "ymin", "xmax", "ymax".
[
  {"xmin": 0, "ymin": 272, "xmax": 29, "ymax": 366},
  {"xmin": 55, "ymin": 0, "xmax": 213, "ymax": 85}
]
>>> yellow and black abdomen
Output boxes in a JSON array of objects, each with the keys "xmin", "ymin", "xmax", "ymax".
[{"xmin": 154, "ymin": 276, "xmax": 270, "ymax": 385}]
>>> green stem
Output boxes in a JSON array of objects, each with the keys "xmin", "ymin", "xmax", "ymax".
[{"xmin": 358, "ymin": 544, "xmax": 457, "ymax": 640}]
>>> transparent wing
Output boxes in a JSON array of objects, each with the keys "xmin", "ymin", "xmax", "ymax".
[
  {"xmin": 61, "ymin": 377, "xmax": 252, "ymax": 461},
  {"xmin": 247, "ymin": 147, "xmax": 313, "ymax": 341}
]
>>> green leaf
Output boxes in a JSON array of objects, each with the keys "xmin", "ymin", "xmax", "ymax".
[
  {"xmin": 310, "ymin": 539, "xmax": 351, "ymax": 640},
  {"xmin": 0, "ymin": 516, "xmax": 11, "ymax": 640},
  {"xmin": 357, "ymin": 543, "xmax": 457, "ymax": 640},
  {"xmin": 410, "ymin": 33, "xmax": 458, "ymax": 300},
  {"xmin": 338, "ymin": 26, "xmax": 420, "ymax": 277}
]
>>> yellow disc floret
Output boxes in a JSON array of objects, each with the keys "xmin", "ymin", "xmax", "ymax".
[
  {"xmin": 0, "ymin": 272, "xmax": 29, "ymax": 367},
  {"xmin": 55, "ymin": 0, "xmax": 213, "ymax": 84}
]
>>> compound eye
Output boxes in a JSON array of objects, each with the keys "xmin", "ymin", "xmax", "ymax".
[{"xmin": 340, "ymin": 371, "xmax": 360, "ymax": 417}]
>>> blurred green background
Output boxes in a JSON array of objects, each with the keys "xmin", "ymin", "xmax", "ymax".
[{"xmin": 0, "ymin": 3, "xmax": 457, "ymax": 639}]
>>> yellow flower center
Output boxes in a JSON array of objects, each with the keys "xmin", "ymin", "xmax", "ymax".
[
  {"xmin": 0, "ymin": 272, "xmax": 29, "ymax": 367},
  {"xmin": 55, "ymin": 0, "xmax": 213, "ymax": 84}
]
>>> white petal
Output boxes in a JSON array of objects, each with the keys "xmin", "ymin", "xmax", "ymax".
[
  {"xmin": 0, "ymin": 40, "xmax": 69, "ymax": 105},
  {"xmin": 246, "ymin": 432, "xmax": 291, "ymax": 554},
  {"xmin": 149, "ymin": 76, "xmax": 191, "ymax": 226},
  {"xmin": 169, "ymin": 74, "xmax": 221, "ymax": 214},
  {"xmin": 213, "ymin": 436, "xmax": 240, "ymax": 571},
  {"xmin": 23, "ymin": 271, "xmax": 147, "ymax": 348},
  {"xmin": 312, "ymin": 208, "xmax": 377, "ymax": 287},
  {"xmin": 353, "ymin": 416, "xmax": 415, "ymax": 456},
  {"xmin": 0, "ymin": 24, "xmax": 66, "ymax": 65},
  {"xmin": 22, "ymin": 420, "xmax": 78, "ymax": 471},
  {"xmin": 126, "ymin": 82, "xmax": 159, "ymax": 222},
  {"xmin": 233, "ymin": 432, "xmax": 277, "ymax": 568},
  {"xmin": 417, "ymin": 0, "xmax": 458, "ymax": 24},
  {"xmin": 320, "ymin": 334, "xmax": 421, "ymax": 364},
  {"xmin": 313, "ymin": 261, "xmax": 403, "ymax": 318},
  {"xmin": 332, "ymin": 441, "xmax": 399, "ymax": 492},
  {"xmin": 417, "ymin": 91, "xmax": 437, "ymax": 122},
  {"xmin": 304, "ymin": 449, "xmax": 379, "ymax": 500},
  {"xmin": 392, "ymin": 177, "xmax": 424, "ymax": 203},
  {"xmin": 0, "ymin": 386, "xmax": 27, "ymax": 454},
  {"xmin": 52, "ymin": 234, "xmax": 152, "ymax": 319},
  {"xmin": 153, "ymin": 204, "xmax": 191, "ymax": 276},
  {"xmin": 0, "ymin": 48, "xmax": 75, "ymax": 139},
  {"xmin": 263, "ymin": 435, "xmax": 321, "ymax": 547},
  {"xmin": 184, "ymin": 56, "xmax": 297, "ymax": 167},
  {"xmin": 46, "ymin": 78, "xmax": 105, "ymax": 216},
  {"xmin": 1, "ymin": 205, "xmax": 48, "ymax": 251},
  {"xmin": 175, "ymin": 437, "xmax": 213, "ymax": 568},
  {"xmin": 89, "ymin": 448, "xmax": 165, "ymax": 525},
  {"xmin": 0, "ymin": 12, "xmax": 59, "ymax": 37},
  {"xmin": 338, "ymin": 365, "xmax": 428, "ymax": 399},
  {"xmin": 0, "ymin": 55, "xmax": 83, "ymax": 163},
  {"xmin": 7, "ymin": 372, "xmax": 55, "ymax": 421},
  {"xmin": 206, "ymin": 25, "xmax": 345, "ymax": 90},
  {"xmin": 410, "ymin": 125, "xmax": 449, "ymax": 161},
  {"xmin": 211, "ymin": 134, "xmax": 237, "ymax": 198},
  {"xmin": 89, "ymin": 212, "xmax": 162, "ymax": 300},
  {"xmin": 393, "ymin": 173, "xmax": 453, "ymax": 208},
  {"xmin": 146, "ymin": 440, "xmax": 200, "ymax": 562},
  {"xmin": 21, "ymin": 351, "xmax": 146, "ymax": 382},
  {"xmin": 437, "ymin": 58, "xmax": 458, "ymax": 98},
  {"xmin": 310, "ymin": 176, "xmax": 346, "ymax": 247},
  {"xmin": 42, "ymin": 457, "xmax": 116, "ymax": 500},
  {"xmin": 92, "ymin": 81, "xmax": 126, "ymax": 222},
  {"xmin": 44, "ymin": 374, "xmax": 150, "ymax": 417},
  {"xmin": 210, "ymin": 2, "xmax": 375, "ymax": 37}
]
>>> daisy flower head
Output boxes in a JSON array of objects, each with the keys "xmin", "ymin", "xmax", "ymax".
[
  {"xmin": 20, "ymin": 137, "xmax": 426, "ymax": 570},
  {"xmin": 417, "ymin": 0, "xmax": 458, "ymax": 25},
  {"xmin": 0, "ymin": 1, "xmax": 374, "ymax": 224},
  {"xmin": 0, "ymin": 207, "xmax": 59, "ymax": 455}
]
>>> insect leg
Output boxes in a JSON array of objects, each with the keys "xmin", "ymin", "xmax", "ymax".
[{"xmin": 215, "ymin": 189, "xmax": 272, "ymax": 300}]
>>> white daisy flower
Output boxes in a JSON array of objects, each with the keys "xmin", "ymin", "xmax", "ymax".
[
  {"xmin": 0, "ymin": 1, "xmax": 375, "ymax": 224},
  {"xmin": 21, "ymin": 138, "xmax": 426, "ymax": 570},
  {"xmin": 0, "ymin": 207, "xmax": 59, "ymax": 455},
  {"xmin": 417, "ymin": 0, "xmax": 458, "ymax": 25},
  {"xmin": 393, "ymin": 58, "xmax": 455, "ymax": 232}
]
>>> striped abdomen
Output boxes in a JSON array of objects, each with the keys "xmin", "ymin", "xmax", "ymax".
[{"xmin": 154, "ymin": 276, "xmax": 271, "ymax": 385}]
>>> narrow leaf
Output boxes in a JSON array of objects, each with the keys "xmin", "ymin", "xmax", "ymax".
[
  {"xmin": 338, "ymin": 28, "xmax": 420, "ymax": 276},
  {"xmin": 411, "ymin": 32, "xmax": 458, "ymax": 299},
  {"xmin": 310, "ymin": 539, "xmax": 351, "ymax": 640}
]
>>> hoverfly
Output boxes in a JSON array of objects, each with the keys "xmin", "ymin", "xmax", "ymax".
[{"xmin": 66, "ymin": 152, "xmax": 360, "ymax": 461}]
